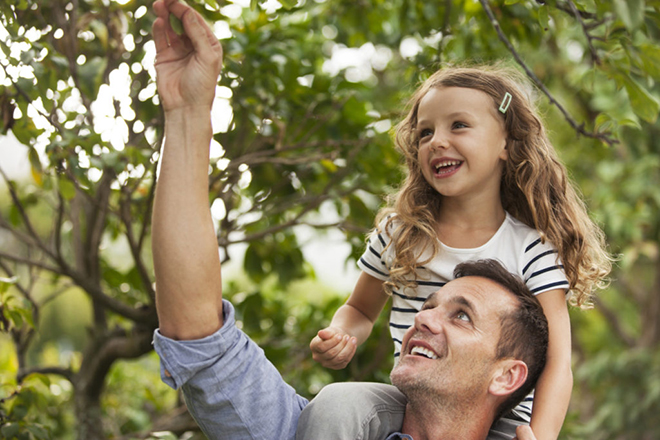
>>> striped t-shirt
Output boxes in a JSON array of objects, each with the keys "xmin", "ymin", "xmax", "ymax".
[{"xmin": 357, "ymin": 212, "xmax": 569, "ymax": 421}]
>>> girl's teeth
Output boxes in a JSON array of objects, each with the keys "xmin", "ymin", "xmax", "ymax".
[{"xmin": 435, "ymin": 160, "xmax": 460, "ymax": 171}]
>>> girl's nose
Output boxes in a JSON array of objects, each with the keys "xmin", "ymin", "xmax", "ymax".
[{"xmin": 429, "ymin": 132, "xmax": 448, "ymax": 152}]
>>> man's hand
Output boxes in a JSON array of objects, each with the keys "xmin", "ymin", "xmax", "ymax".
[
  {"xmin": 514, "ymin": 425, "xmax": 538, "ymax": 440},
  {"xmin": 152, "ymin": 0, "xmax": 223, "ymax": 112},
  {"xmin": 310, "ymin": 327, "xmax": 358, "ymax": 369}
]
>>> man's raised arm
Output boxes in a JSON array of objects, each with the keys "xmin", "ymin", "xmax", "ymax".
[{"xmin": 151, "ymin": 0, "xmax": 224, "ymax": 340}]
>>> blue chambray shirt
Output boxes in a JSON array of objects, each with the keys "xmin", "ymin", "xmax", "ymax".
[{"xmin": 154, "ymin": 299, "xmax": 412, "ymax": 440}]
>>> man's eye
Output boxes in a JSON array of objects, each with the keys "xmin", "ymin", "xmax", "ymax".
[{"xmin": 456, "ymin": 311, "xmax": 471, "ymax": 322}]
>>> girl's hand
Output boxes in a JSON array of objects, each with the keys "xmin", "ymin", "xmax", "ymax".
[
  {"xmin": 310, "ymin": 327, "xmax": 358, "ymax": 369},
  {"xmin": 514, "ymin": 425, "xmax": 538, "ymax": 440},
  {"xmin": 152, "ymin": 0, "xmax": 223, "ymax": 112}
]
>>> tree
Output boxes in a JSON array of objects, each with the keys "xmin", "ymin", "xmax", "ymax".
[{"xmin": 0, "ymin": 0, "xmax": 659, "ymax": 439}]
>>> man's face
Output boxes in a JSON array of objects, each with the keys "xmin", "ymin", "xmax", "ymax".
[{"xmin": 390, "ymin": 276, "xmax": 517, "ymax": 404}]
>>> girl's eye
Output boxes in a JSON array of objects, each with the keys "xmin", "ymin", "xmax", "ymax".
[
  {"xmin": 419, "ymin": 128, "xmax": 433, "ymax": 139},
  {"xmin": 452, "ymin": 121, "xmax": 467, "ymax": 129},
  {"xmin": 456, "ymin": 311, "xmax": 471, "ymax": 322}
]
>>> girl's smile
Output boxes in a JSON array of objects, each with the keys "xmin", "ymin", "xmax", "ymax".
[{"xmin": 430, "ymin": 157, "xmax": 463, "ymax": 178}]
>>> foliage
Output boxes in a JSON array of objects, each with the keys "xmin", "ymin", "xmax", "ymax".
[{"xmin": 0, "ymin": 0, "xmax": 659, "ymax": 439}]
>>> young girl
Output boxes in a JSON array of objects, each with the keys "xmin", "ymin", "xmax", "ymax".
[{"xmin": 308, "ymin": 65, "xmax": 611, "ymax": 440}]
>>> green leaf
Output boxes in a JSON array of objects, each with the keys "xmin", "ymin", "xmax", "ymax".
[
  {"xmin": 20, "ymin": 49, "xmax": 36, "ymax": 65},
  {"xmin": 1, "ymin": 423, "xmax": 20, "ymax": 438},
  {"xmin": 538, "ymin": 6, "xmax": 549, "ymax": 31},
  {"xmin": 10, "ymin": 111, "xmax": 39, "ymax": 146},
  {"xmin": 59, "ymin": 178, "xmax": 76, "ymax": 200},
  {"xmin": 18, "ymin": 306, "xmax": 35, "ymax": 329},
  {"xmin": 169, "ymin": 14, "xmax": 184, "ymax": 36},
  {"xmin": 618, "ymin": 118, "xmax": 641, "ymax": 130},
  {"xmin": 26, "ymin": 424, "xmax": 49, "ymax": 440},
  {"xmin": 279, "ymin": 0, "xmax": 298, "ymax": 9},
  {"xmin": 613, "ymin": 0, "xmax": 645, "ymax": 31},
  {"xmin": 90, "ymin": 19, "xmax": 109, "ymax": 49},
  {"xmin": 10, "ymin": 404, "xmax": 28, "ymax": 420},
  {"xmin": 639, "ymin": 43, "xmax": 660, "ymax": 79},
  {"xmin": 0, "ymin": 276, "xmax": 18, "ymax": 294},
  {"xmin": 9, "ymin": 310, "xmax": 24, "ymax": 328},
  {"xmin": 622, "ymin": 75, "xmax": 660, "ymax": 123},
  {"xmin": 203, "ymin": 0, "xmax": 220, "ymax": 9},
  {"xmin": 573, "ymin": 0, "xmax": 597, "ymax": 13},
  {"xmin": 28, "ymin": 147, "xmax": 43, "ymax": 186},
  {"xmin": 77, "ymin": 57, "xmax": 107, "ymax": 99}
]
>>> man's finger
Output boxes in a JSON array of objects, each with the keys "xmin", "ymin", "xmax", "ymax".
[
  {"xmin": 168, "ymin": 2, "xmax": 212, "ymax": 55},
  {"xmin": 152, "ymin": 1, "xmax": 171, "ymax": 53}
]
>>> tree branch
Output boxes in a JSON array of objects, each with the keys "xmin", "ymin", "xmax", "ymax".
[
  {"xmin": 0, "ymin": 167, "xmax": 56, "ymax": 260},
  {"xmin": 0, "ymin": 250, "xmax": 63, "ymax": 274},
  {"xmin": 18, "ymin": 366, "xmax": 75, "ymax": 384},
  {"xmin": 79, "ymin": 326, "xmax": 154, "ymax": 401},
  {"xmin": 478, "ymin": 0, "xmax": 618, "ymax": 146},
  {"xmin": 564, "ymin": 0, "xmax": 601, "ymax": 65},
  {"xmin": 119, "ymin": 187, "xmax": 156, "ymax": 302}
]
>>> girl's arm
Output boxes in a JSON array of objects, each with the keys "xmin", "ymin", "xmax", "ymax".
[
  {"xmin": 529, "ymin": 288, "xmax": 573, "ymax": 440},
  {"xmin": 310, "ymin": 272, "xmax": 390, "ymax": 369}
]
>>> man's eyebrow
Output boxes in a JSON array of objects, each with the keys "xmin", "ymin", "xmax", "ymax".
[
  {"xmin": 421, "ymin": 291, "xmax": 439, "ymax": 308},
  {"xmin": 450, "ymin": 296, "xmax": 478, "ymax": 317}
]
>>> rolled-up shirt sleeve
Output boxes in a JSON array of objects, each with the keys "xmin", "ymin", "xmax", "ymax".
[{"xmin": 153, "ymin": 300, "xmax": 309, "ymax": 440}]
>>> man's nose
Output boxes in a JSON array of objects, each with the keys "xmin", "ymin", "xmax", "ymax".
[{"xmin": 414, "ymin": 308, "xmax": 443, "ymax": 334}]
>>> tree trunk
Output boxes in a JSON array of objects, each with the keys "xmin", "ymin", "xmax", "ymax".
[
  {"xmin": 74, "ymin": 390, "xmax": 105, "ymax": 440},
  {"xmin": 72, "ymin": 324, "xmax": 155, "ymax": 440}
]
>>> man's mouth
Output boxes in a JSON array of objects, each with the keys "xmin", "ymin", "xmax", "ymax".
[
  {"xmin": 409, "ymin": 345, "xmax": 439, "ymax": 360},
  {"xmin": 432, "ymin": 160, "xmax": 463, "ymax": 175}
]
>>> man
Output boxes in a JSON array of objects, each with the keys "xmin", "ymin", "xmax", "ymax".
[
  {"xmin": 296, "ymin": 260, "xmax": 550, "ymax": 440},
  {"xmin": 150, "ymin": 1, "xmax": 546, "ymax": 439}
]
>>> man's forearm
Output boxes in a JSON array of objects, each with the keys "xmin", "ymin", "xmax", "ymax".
[{"xmin": 153, "ymin": 107, "xmax": 224, "ymax": 340}]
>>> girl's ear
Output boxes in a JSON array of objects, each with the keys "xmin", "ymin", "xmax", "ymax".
[
  {"xmin": 499, "ymin": 139, "xmax": 509, "ymax": 161},
  {"xmin": 489, "ymin": 359, "xmax": 528, "ymax": 397}
]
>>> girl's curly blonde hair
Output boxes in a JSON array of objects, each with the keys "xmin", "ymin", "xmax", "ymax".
[{"xmin": 377, "ymin": 64, "xmax": 611, "ymax": 308}]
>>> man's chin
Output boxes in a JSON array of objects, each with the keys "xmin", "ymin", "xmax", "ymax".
[{"xmin": 390, "ymin": 361, "xmax": 415, "ymax": 389}]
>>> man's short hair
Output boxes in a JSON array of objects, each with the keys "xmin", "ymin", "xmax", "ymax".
[{"xmin": 453, "ymin": 259, "xmax": 549, "ymax": 419}]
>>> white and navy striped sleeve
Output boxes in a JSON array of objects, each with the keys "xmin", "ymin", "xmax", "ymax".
[
  {"xmin": 522, "ymin": 238, "xmax": 570, "ymax": 295},
  {"xmin": 357, "ymin": 216, "xmax": 401, "ymax": 281},
  {"xmin": 357, "ymin": 224, "xmax": 392, "ymax": 281}
]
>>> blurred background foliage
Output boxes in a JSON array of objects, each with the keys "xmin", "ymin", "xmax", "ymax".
[{"xmin": 0, "ymin": 0, "xmax": 659, "ymax": 438}]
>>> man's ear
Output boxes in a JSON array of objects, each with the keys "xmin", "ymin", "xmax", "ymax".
[{"xmin": 489, "ymin": 359, "xmax": 528, "ymax": 397}]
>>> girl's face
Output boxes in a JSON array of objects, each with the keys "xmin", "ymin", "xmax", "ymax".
[{"xmin": 416, "ymin": 86, "xmax": 508, "ymax": 202}]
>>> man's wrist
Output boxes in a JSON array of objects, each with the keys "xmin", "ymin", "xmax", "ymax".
[
  {"xmin": 164, "ymin": 104, "xmax": 213, "ymax": 121},
  {"xmin": 164, "ymin": 106, "xmax": 213, "ymax": 137}
]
